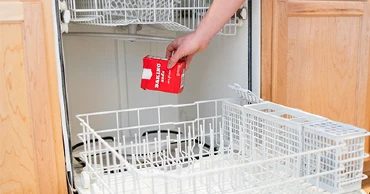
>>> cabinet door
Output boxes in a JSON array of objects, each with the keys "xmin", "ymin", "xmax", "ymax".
[
  {"xmin": 0, "ymin": 2, "xmax": 67, "ymax": 193},
  {"xmin": 262, "ymin": 0, "xmax": 370, "ymax": 150}
]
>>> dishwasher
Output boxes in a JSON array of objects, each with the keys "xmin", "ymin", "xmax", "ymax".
[{"xmin": 55, "ymin": 0, "xmax": 370, "ymax": 193}]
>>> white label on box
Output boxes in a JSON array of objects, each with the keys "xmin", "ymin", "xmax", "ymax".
[{"xmin": 142, "ymin": 68, "xmax": 152, "ymax": 80}]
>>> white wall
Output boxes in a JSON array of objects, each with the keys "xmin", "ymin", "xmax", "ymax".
[{"xmin": 63, "ymin": 22, "xmax": 249, "ymax": 145}]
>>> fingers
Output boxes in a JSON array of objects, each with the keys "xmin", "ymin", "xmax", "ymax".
[
  {"xmin": 166, "ymin": 44, "xmax": 175, "ymax": 59},
  {"xmin": 185, "ymin": 55, "xmax": 194, "ymax": 70},
  {"xmin": 166, "ymin": 41, "xmax": 180, "ymax": 68},
  {"xmin": 166, "ymin": 36, "xmax": 195, "ymax": 69},
  {"xmin": 166, "ymin": 39, "xmax": 180, "ymax": 59},
  {"xmin": 167, "ymin": 50, "xmax": 183, "ymax": 69}
]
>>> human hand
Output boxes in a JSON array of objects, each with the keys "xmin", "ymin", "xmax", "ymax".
[{"xmin": 166, "ymin": 31, "xmax": 210, "ymax": 69}]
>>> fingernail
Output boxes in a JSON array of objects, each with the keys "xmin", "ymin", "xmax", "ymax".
[{"xmin": 167, "ymin": 62, "xmax": 172, "ymax": 69}]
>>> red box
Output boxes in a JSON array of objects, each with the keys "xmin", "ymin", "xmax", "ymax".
[{"xmin": 141, "ymin": 55, "xmax": 186, "ymax": 94}]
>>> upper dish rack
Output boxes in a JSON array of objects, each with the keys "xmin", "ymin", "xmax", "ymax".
[{"xmin": 66, "ymin": 0, "xmax": 240, "ymax": 35}]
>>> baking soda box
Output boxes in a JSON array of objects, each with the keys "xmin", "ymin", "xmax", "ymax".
[{"xmin": 141, "ymin": 55, "xmax": 186, "ymax": 94}]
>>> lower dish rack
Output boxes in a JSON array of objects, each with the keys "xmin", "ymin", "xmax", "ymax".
[{"xmin": 74, "ymin": 84, "xmax": 370, "ymax": 194}]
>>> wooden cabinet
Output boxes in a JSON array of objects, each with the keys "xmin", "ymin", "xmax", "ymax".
[
  {"xmin": 261, "ymin": 0, "xmax": 370, "ymax": 187},
  {"xmin": 0, "ymin": 1, "xmax": 67, "ymax": 193}
]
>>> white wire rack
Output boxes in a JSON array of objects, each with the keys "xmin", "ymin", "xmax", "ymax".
[
  {"xmin": 239, "ymin": 102, "xmax": 370, "ymax": 193},
  {"xmin": 76, "ymin": 101, "xmax": 341, "ymax": 194},
  {"xmin": 303, "ymin": 121, "xmax": 369, "ymax": 193},
  {"xmin": 66, "ymin": 0, "xmax": 239, "ymax": 35},
  {"xmin": 74, "ymin": 86, "xmax": 370, "ymax": 194},
  {"xmin": 241, "ymin": 102, "xmax": 329, "ymax": 177}
]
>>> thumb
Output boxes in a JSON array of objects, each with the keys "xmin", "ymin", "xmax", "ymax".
[{"xmin": 167, "ymin": 51, "xmax": 183, "ymax": 69}]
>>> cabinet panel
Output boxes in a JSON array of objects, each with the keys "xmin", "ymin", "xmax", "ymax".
[
  {"xmin": 0, "ymin": 2, "xmax": 67, "ymax": 194},
  {"xmin": 0, "ymin": 22, "xmax": 40, "ymax": 194},
  {"xmin": 286, "ymin": 16, "xmax": 361, "ymax": 124},
  {"xmin": 262, "ymin": 0, "xmax": 370, "ymax": 152}
]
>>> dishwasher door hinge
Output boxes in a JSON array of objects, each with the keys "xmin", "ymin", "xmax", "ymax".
[{"xmin": 59, "ymin": 0, "xmax": 70, "ymax": 33}]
